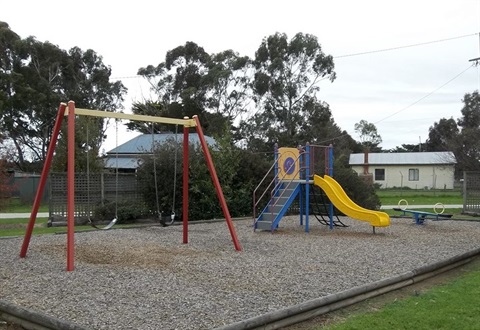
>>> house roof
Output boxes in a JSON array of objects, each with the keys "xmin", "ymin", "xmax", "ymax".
[
  {"xmin": 106, "ymin": 133, "xmax": 216, "ymax": 155},
  {"xmin": 104, "ymin": 133, "xmax": 216, "ymax": 170},
  {"xmin": 349, "ymin": 152, "xmax": 456, "ymax": 165}
]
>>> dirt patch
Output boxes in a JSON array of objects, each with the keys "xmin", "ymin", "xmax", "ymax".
[
  {"xmin": 36, "ymin": 242, "xmax": 205, "ymax": 269},
  {"xmin": 284, "ymin": 256, "xmax": 480, "ymax": 329}
]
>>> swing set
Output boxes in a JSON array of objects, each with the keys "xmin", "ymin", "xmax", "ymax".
[
  {"xmin": 84, "ymin": 118, "xmax": 119, "ymax": 230},
  {"xmin": 85, "ymin": 120, "xmax": 179, "ymax": 229},
  {"xmin": 19, "ymin": 101, "xmax": 242, "ymax": 271}
]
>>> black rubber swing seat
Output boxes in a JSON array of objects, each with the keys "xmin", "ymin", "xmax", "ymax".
[{"xmin": 88, "ymin": 217, "xmax": 118, "ymax": 230}]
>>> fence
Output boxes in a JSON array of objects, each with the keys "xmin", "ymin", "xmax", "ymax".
[
  {"xmin": 463, "ymin": 171, "xmax": 480, "ymax": 214},
  {"xmin": 10, "ymin": 174, "xmax": 50, "ymax": 204},
  {"xmin": 49, "ymin": 172, "xmax": 143, "ymax": 220}
]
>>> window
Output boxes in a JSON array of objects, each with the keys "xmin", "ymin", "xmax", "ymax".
[
  {"xmin": 409, "ymin": 168, "xmax": 419, "ymax": 181},
  {"xmin": 374, "ymin": 169, "xmax": 385, "ymax": 181}
]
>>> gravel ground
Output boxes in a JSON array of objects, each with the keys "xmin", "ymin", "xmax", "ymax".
[{"xmin": 1, "ymin": 216, "xmax": 480, "ymax": 329}]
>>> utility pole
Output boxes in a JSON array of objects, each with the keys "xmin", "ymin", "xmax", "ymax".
[{"xmin": 469, "ymin": 56, "xmax": 480, "ymax": 66}]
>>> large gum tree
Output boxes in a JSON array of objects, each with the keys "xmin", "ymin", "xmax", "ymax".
[
  {"xmin": 132, "ymin": 42, "xmax": 252, "ymax": 136},
  {"xmin": 239, "ymin": 32, "xmax": 336, "ymax": 151},
  {"xmin": 0, "ymin": 21, "xmax": 126, "ymax": 171}
]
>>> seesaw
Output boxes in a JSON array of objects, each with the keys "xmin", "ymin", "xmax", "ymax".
[{"xmin": 393, "ymin": 199, "xmax": 453, "ymax": 225}]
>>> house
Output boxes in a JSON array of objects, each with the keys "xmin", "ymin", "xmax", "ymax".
[
  {"xmin": 104, "ymin": 133, "xmax": 216, "ymax": 172},
  {"xmin": 349, "ymin": 152, "xmax": 456, "ymax": 189}
]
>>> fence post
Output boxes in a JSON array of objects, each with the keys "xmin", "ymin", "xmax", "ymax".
[
  {"xmin": 101, "ymin": 172, "xmax": 105, "ymax": 206},
  {"xmin": 463, "ymin": 171, "xmax": 467, "ymax": 213}
]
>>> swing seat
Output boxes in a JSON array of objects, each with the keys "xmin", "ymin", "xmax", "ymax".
[
  {"xmin": 159, "ymin": 212, "xmax": 176, "ymax": 227},
  {"xmin": 89, "ymin": 217, "xmax": 118, "ymax": 230}
]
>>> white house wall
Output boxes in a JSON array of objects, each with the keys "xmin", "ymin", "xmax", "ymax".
[{"xmin": 351, "ymin": 165, "xmax": 455, "ymax": 189}]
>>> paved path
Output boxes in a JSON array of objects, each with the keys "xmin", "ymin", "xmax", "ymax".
[
  {"xmin": 0, "ymin": 213, "xmax": 49, "ymax": 219},
  {"xmin": 0, "ymin": 206, "xmax": 464, "ymax": 218}
]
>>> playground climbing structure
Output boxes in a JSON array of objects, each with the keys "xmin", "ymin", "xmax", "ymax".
[{"xmin": 253, "ymin": 143, "xmax": 390, "ymax": 233}]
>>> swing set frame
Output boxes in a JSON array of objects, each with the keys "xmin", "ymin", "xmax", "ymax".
[{"xmin": 20, "ymin": 101, "xmax": 242, "ymax": 271}]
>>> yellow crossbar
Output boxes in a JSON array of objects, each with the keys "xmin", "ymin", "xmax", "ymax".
[{"xmin": 64, "ymin": 106, "xmax": 197, "ymax": 127}]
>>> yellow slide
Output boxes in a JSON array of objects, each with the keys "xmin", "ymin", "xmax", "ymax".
[{"xmin": 313, "ymin": 175, "xmax": 390, "ymax": 227}]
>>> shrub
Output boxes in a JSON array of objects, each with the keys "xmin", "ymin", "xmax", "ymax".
[
  {"xmin": 93, "ymin": 200, "xmax": 151, "ymax": 224},
  {"xmin": 0, "ymin": 160, "xmax": 14, "ymax": 211}
]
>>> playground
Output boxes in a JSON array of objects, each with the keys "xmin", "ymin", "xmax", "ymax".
[
  {"xmin": 2, "ymin": 102, "xmax": 480, "ymax": 329},
  {"xmin": 1, "ymin": 215, "xmax": 480, "ymax": 329}
]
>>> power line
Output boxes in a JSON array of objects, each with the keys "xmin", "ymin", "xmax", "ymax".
[
  {"xmin": 334, "ymin": 33, "xmax": 479, "ymax": 59},
  {"xmin": 314, "ymin": 64, "xmax": 475, "ymax": 146},
  {"xmin": 110, "ymin": 75, "xmax": 142, "ymax": 80},
  {"xmin": 111, "ymin": 33, "xmax": 479, "ymax": 80},
  {"xmin": 373, "ymin": 64, "xmax": 474, "ymax": 125},
  {"xmin": 110, "ymin": 34, "xmax": 477, "ymax": 147}
]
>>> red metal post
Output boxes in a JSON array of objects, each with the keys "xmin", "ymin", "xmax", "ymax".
[
  {"xmin": 66, "ymin": 101, "xmax": 76, "ymax": 271},
  {"xmin": 182, "ymin": 120, "xmax": 189, "ymax": 244},
  {"xmin": 20, "ymin": 103, "xmax": 67, "ymax": 258},
  {"xmin": 193, "ymin": 116, "xmax": 242, "ymax": 251}
]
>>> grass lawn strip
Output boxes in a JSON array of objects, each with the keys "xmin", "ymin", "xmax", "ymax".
[{"xmin": 321, "ymin": 259, "xmax": 480, "ymax": 330}]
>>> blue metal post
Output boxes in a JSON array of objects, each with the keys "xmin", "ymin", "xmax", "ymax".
[
  {"xmin": 274, "ymin": 143, "xmax": 279, "ymax": 184},
  {"xmin": 328, "ymin": 144, "xmax": 334, "ymax": 230},
  {"xmin": 299, "ymin": 145, "xmax": 304, "ymax": 226},
  {"xmin": 273, "ymin": 143, "xmax": 280, "ymax": 230},
  {"xmin": 305, "ymin": 143, "xmax": 310, "ymax": 233}
]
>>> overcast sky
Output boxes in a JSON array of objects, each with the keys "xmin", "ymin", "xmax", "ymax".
[{"xmin": 3, "ymin": 0, "xmax": 480, "ymax": 152}]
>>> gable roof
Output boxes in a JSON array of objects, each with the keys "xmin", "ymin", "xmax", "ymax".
[
  {"xmin": 349, "ymin": 152, "xmax": 456, "ymax": 165},
  {"xmin": 106, "ymin": 133, "xmax": 216, "ymax": 155}
]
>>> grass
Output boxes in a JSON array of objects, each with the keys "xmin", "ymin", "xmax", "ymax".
[
  {"xmin": 322, "ymin": 262, "xmax": 480, "ymax": 330},
  {"xmin": 376, "ymin": 189, "xmax": 478, "ymax": 219},
  {"xmin": 376, "ymin": 189, "xmax": 463, "ymax": 206},
  {"xmin": 382, "ymin": 208, "xmax": 467, "ymax": 217},
  {"xmin": 0, "ymin": 217, "xmax": 92, "ymax": 237},
  {"xmin": 0, "ymin": 198, "xmax": 48, "ymax": 213},
  {"xmin": 0, "ymin": 217, "xmax": 152, "ymax": 237}
]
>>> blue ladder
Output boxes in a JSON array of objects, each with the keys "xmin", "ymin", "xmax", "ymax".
[{"xmin": 255, "ymin": 181, "xmax": 301, "ymax": 232}]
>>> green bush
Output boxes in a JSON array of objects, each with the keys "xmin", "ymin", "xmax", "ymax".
[
  {"xmin": 136, "ymin": 138, "xmax": 271, "ymax": 221},
  {"xmin": 93, "ymin": 200, "xmax": 151, "ymax": 224}
]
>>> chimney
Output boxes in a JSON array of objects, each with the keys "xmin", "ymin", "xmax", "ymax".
[{"xmin": 363, "ymin": 149, "xmax": 369, "ymax": 174}]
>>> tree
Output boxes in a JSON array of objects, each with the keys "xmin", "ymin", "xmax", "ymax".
[
  {"xmin": 425, "ymin": 91, "xmax": 480, "ymax": 176},
  {"xmin": 455, "ymin": 91, "xmax": 480, "ymax": 173},
  {"xmin": 354, "ymin": 120, "xmax": 382, "ymax": 151},
  {"xmin": 425, "ymin": 117, "xmax": 459, "ymax": 152},
  {"xmin": 0, "ymin": 22, "xmax": 127, "ymax": 171},
  {"xmin": 388, "ymin": 143, "xmax": 424, "ymax": 153},
  {"xmin": 238, "ymin": 32, "xmax": 335, "ymax": 151},
  {"xmin": 134, "ymin": 43, "xmax": 252, "ymax": 137},
  {"xmin": 0, "ymin": 158, "xmax": 14, "ymax": 209},
  {"xmin": 205, "ymin": 50, "xmax": 252, "ymax": 121},
  {"xmin": 0, "ymin": 22, "xmax": 29, "ymax": 168}
]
